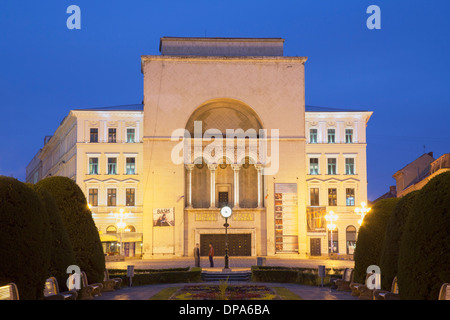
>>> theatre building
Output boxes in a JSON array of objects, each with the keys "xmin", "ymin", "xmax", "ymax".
[{"xmin": 27, "ymin": 37, "xmax": 372, "ymax": 259}]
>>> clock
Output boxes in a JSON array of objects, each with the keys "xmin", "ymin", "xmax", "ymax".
[{"xmin": 220, "ymin": 206, "xmax": 232, "ymax": 218}]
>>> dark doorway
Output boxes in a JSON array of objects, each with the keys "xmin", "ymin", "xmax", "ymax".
[
  {"xmin": 200, "ymin": 234, "xmax": 251, "ymax": 256},
  {"xmin": 310, "ymin": 238, "xmax": 321, "ymax": 256}
]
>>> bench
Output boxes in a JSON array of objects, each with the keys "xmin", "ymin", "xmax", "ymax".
[
  {"xmin": 350, "ymin": 273, "xmax": 371, "ymax": 297},
  {"xmin": 438, "ymin": 283, "xmax": 450, "ymax": 300},
  {"xmin": 103, "ymin": 269, "xmax": 122, "ymax": 291},
  {"xmin": 0, "ymin": 283, "xmax": 19, "ymax": 300},
  {"xmin": 335, "ymin": 268, "xmax": 354, "ymax": 291},
  {"xmin": 80, "ymin": 271, "xmax": 103, "ymax": 300},
  {"xmin": 373, "ymin": 276, "xmax": 399, "ymax": 300},
  {"xmin": 43, "ymin": 277, "xmax": 78, "ymax": 300}
]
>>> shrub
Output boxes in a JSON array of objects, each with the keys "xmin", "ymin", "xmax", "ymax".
[
  {"xmin": 36, "ymin": 176, "xmax": 105, "ymax": 284},
  {"xmin": 398, "ymin": 171, "xmax": 450, "ymax": 299},
  {"xmin": 30, "ymin": 184, "xmax": 77, "ymax": 291},
  {"xmin": 0, "ymin": 176, "xmax": 51, "ymax": 299},
  {"xmin": 379, "ymin": 191, "xmax": 419, "ymax": 291},
  {"xmin": 353, "ymin": 198, "xmax": 400, "ymax": 284},
  {"xmin": 108, "ymin": 268, "xmax": 202, "ymax": 286}
]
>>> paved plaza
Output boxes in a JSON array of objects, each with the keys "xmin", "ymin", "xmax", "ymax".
[{"xmin": 97, "ymin": 256, "xmax": 358, "ymax": 300}]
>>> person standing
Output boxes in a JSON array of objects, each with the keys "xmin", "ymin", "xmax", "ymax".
[
  {"xmin": 193, "ymin": 243, "xmax": 200, "ymax": 267},
  {"xmin": 208, "ymin": 243, "xmax": 214, "ymax": 267}
]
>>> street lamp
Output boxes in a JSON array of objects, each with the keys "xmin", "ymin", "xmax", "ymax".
[
  {"xmin": 325, "ymin": 210, "xmax": 338, "ymax": 255},
  {"xmin": 114, "ymin": 209, "xmax": 129, "ymax": 256},
  {"xmin": 355, "ymin": 201, "xmax": 371, "ymax": 226},
  {"xmin": 220, "ymin": 206, "xmax": 232, "ymax": 271}
]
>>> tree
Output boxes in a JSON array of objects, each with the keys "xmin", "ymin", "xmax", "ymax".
[
  {"xmin": 398, "ymin": 171, "xmax": 450, "ymax": 299},
  {"xmin": 353, "ymin": 198, "xmax": 400, "ymax": 284},
  {"xmin": 0, "ymin": 176, "xmax": 51, "ymax": 299},
  {"xmin": 379, "ymin": 191, "xmax": 419, "ymax": 291},
  {"xmin": 36, "ymin": 176, "xmax": 105, "ymax": 284}
]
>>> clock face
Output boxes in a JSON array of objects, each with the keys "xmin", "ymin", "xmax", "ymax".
[{"xmin": 220, "ymin": 206, "xmax": 232, "ymax": 218}]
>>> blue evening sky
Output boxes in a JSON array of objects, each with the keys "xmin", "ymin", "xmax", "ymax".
[{"xmin": 0, "ymin": 0, "xmax": 449, "ymax": 201}]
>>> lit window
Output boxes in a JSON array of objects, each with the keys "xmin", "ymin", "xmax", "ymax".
[
  {"xmin": 89, "ymin": 158, "xmax": 98, "ymax": 175},
  {"xmin": 107, "ymin": 158, "xmax": 117, "ymax": 175},
  {"xmin": 310, "ymin": 188, "xmax": 320, "ymax": 206},
  {"xmin": 328, "ymin": 188, "xmax": 337, "ymax": 206},
  {"xmin": 327, "ymin": 129, "xmax": 335, "ymax": 144},
  {"xmin": 89, "ymin": 189, "xmax": 98, "ymax": 207},
  {"xmin": 345, "ymin": 129, "xmax": 353, "ymax": 144},
  {"xmin": 309, "ymin": 158, "xmax": 319, "ymax": 175},
  {"xmin": 345, "ymin": 158, "xmax": 355, "ymax": 175},
  {"xmin": 127, "ymin": 128, "xmax": 135, "ymax": 143},
  {"xmin": 346, "ymin": 188, "xmax": 355, "ymax": 206},
  {"xmin": 126, "ymin": 158, "xmax": 136, "ymax": 174},
  {"xmin": 107, "ymin": 189, "xmax": 116, "ymax": 207},
  {"xmin": 310, "ymin": 129, "xmax": 318, "ymax": 144},
  {"xmin": 327, "ymin": 158, "xmax": 337, "ymax": 175},
  {"xmin": 126, "ymin": 188, "xmax": 135, "ymax": 206}
]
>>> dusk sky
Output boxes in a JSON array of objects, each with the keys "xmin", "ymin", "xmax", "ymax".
[{"xmin": 0, "ymin": 0, "xmax": 449, "ymax": 201}]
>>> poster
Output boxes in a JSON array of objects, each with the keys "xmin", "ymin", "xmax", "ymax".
[
  {"xmin": 153, "ymin": 208, "xmax": 174, "ymax": 226},
  {"xmin": 274, "ymin": 183, "xmax": 298, "ymax": 252}
]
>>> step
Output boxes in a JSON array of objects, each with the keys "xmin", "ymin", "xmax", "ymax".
[{"xmin": 201, "ymin": 271, "xmax": 251, "ymax": 282}]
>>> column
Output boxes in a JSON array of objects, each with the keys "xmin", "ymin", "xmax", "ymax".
[
  {"xmin": 231, "ymin": 164, "xmax": 241, "ymax": 208},
  {"xmin": 255, "ymin": 164, "xmax": 264, "ymax": 208},
  {"xmin": 208, "ymin": 164, "xmax": 217, "ymax": 208},
  {"xmin": 185, "ymin": 164, "xmax": 194, "ymax": 208}
]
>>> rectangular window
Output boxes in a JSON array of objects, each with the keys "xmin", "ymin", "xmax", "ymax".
[
  {"xmin": 327, "ymin": 158, "xmax": 337, "ymax": 175},
  {"xmin": 345, "ymin": 129, "xmax": 353, "ymax": 144},
  {"xmin": 310, "ymin": 128, "xmax": 318, "ymax": 144},
  {"xmin": 327, "ymin": 129, "xmax": 335, "ymax": 144},
  {"xmin": 309, "ymin": 158, "xmax": 319, "ymax": 175},
  {"xmin": 126, "ymin": 188, "xmax": 135, "ymax": 206},
  {"xmin": 108, "ymin": 128, "xmax": 117, "ymax": 143},
  {"xmin": 107, "ymin": 158, "xmax": 117, "ymax": 175},
  {"xmin": 346, "ymin": 188, "xmax": 355, "ymax": 206},
  {"xmin": 107, "ymin": 189, "xmax": 116, "ymax": 207},
  {"xmin": 126, "ymin": 157, "xmax": 136, "ymax": 175},
  {"xmin": 90, "ymin": 128, "xmax": 98, "ymax": 143},
  {"xmin": 89, "ymin": 157, "xmax": 98, "ymax": 175},
  {"xmin": 310, "ymin": 188, "xmax": 320, "ymax": 206},
  {"xmin": 127, "ymin": 128, "xmax": 135, "ymax": 143},
  {"xmin": 328, "ymin": 188, "xmax": 337, "ymax": 206},
  {"xmin": 88, "ymin": 189, "xmax": 98, "ymax": 207},
  {"xmin": 345, "ymin": 158, "xmax": 355, "ymax": 175}
]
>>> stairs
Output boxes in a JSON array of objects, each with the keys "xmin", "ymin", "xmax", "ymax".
[{"xmin": 201, "ymin": 271, "xmax": 252, "ymax": 282}]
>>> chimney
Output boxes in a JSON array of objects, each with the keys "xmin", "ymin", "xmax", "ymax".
[{"xmin": 389, "ymin": 186, "xmax": 397, "ymax": 195}]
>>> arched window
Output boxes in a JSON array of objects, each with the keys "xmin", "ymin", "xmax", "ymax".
[
  {"xmin": 106, "ymin": 225, "xmax": 117, "ymax": 234},
  {"xmin": 328, "ymin": 228, "xmax": 339, "ymax": 253},
  {"xmin": 346, "ymin": 225, "xmax": 357, "ymax": 255}
]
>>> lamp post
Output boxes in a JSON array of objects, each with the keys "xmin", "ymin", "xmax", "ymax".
[
  {"xmin": 114, "ymin": 209, "xmax": 129, "ymax": 256},
  {"xmin": 355, "ymin": 201, "xmax": 371, "ymax": 226},
  {"xmin": 325, "ymin": 210, "xmax": 338, "ymax": 255},
  {"xmin": 220, "ymin": 206, "xmax": 232, "ymax": 272}
]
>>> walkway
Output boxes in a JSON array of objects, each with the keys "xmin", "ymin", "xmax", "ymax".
[{"xmin": 95, "ymin": 256, "xmax": 358, "ymax": 300}]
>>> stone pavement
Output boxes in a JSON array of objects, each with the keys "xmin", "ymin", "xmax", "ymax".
[{"xmin": 95, "ymin": 256, "xmax": 358, "ymax": 300}]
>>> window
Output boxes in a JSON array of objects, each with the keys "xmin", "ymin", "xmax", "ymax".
[
  {"xmin": 108, "ymin": 128, "xmax": 117, "ymax": 143},
  {"xmin": 89, "ymin": 157, "xmax": 98, "ymax": 175},
  {"xmin": 345, "ymin": 129, "xmax": 353, "ymax": 144},
  {"xmin": 345, "ymin": 158, "xmax": 355, "ymax": 175},
  {"xmin": 310, "ymin": 188, "xmax": 320, "ymax": 206},
  {"xmin": 127, "ymin": 128, "xmax": 135, "ymax": 143},
  {"xmin": 107, "ymin": 189, "xmax": 117, "ymax": 206},
  {"xmin": 328, "ymin": 188, "xmax": 337, "ymax": 206},
  {"xmin": 88, "ymin": 188, "xmax": 98, "ymax": 207},
  {"xmin": 309, "ymin": 158, "xmax": 319, "ymax": 175},
  {"xmin": 327, "ymin": 158, "xmax": 337, "ymax": 175},
  {"xmin": 107, "ymin": 158, "xmax": 117, "ymax": 175},
  {"xmin": 126, "ymin": 188, "xmax": 135, "ymax": 206},
  {"xmin": 90, "ymin": 128, "xmax": 98, "ymax": 143},
  {"xmin": 346, "ymin": 188, "xmax": 355, "ymax": 206},
  {"xmin": 310, "ymin": 128, "xmax": 318, "ymax": 144},
  {"xmin": 327, "ymin": 129, "xmax": 335, "ymax": 144},
  {"xmin": 126, "ymin": 157, "xmax": 136, "ymax": 174}
]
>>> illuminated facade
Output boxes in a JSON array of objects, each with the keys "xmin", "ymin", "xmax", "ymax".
[{"xmin": 27, "ymin": 37, "xmax": 372, "ymax": 259}]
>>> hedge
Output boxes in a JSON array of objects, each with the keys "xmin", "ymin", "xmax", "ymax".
[
  {"xmin": 397, "ymin": 171, "xmax": 450, "ymax": 299},
  {"xmin": 353, "ymin": 198, "xmax": 400, "ymax": 284},
  {"xmin": 36, "ymin": 176, "xmax": 105, "ymax": 284},
  {"xmin": 108, "ymin": 268, "xmax": 202, "ymax": 286},
  {"xmin": 0, "ymin": 176, "xmax": 51, "ymax": 299}
]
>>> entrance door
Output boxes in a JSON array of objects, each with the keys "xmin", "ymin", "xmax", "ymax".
[
  {"xmin": 310, "ymin": 238, "xmax": 321, "ymax": 256},
  {"xmin": 200, "ymin": 234, "xmax": 251, "ymax": 256}
]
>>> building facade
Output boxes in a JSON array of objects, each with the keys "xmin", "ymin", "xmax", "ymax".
[{"xmin": 27, "ymin": 37, "xmax": 372, "ymax": 259}]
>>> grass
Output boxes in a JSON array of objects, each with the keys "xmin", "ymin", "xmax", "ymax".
[
  {"xmin": 271, "ymin": 287, "xmax": 303, "ymax": 300},
  {"xmin": 149, "ymin": 287, "xmax": 181, "ymax": 300}
]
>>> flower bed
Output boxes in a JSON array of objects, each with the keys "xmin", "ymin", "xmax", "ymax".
[{"xmin": 170, "ymin": 284, "xmax": 281, "ymax": 300}]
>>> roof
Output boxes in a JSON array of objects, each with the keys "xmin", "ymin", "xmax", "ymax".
[
  {"xmin": 73, "ymin": 104, "xmax": 144, "ymax": 112},
  {"xmin": 305, "ymin": 105, "xmax": 370, "ymax": 113}
]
